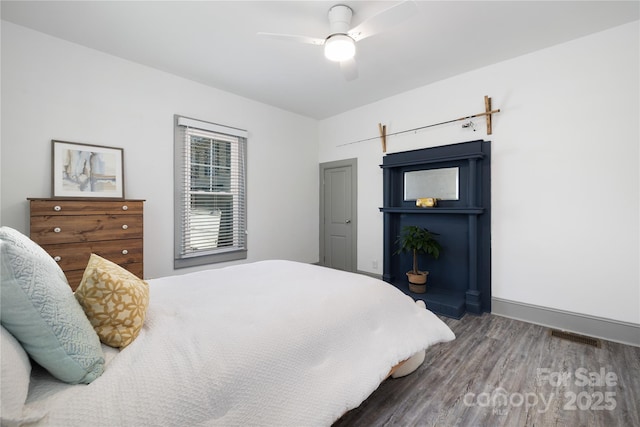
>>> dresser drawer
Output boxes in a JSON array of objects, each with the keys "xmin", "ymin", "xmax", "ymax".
[
  {"xmin": 30, "ymin": 199, "xmax": 144, "ymax": 216},
  {"xmin": 40, "ymin": 240, "xmax": 143, "ymax": 272},
  {"xmin": 64, "ymin": 262, "xmax": 144, "ymax": 291},
  {"xmin": 30, "ymin": 215, "xmax": 142, "ymax": 244},
  {"xmin": 29, "ymin": 198, "xmax": 145, "ymax": 288}
]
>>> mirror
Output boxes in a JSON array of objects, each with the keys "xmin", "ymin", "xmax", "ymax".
[{"xmin": 404, "ymin": 167, "xmax": 459, "ymax": 201}]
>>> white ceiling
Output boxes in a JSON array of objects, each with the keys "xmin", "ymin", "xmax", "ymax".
[{"xmin": 2, "ymin": 1, "xmax": 638, "ymax": 119}]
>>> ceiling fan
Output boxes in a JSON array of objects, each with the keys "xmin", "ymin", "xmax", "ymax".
[{"xmin": 257, "ymin": 1, "xmax": 418, "ymax": 81}]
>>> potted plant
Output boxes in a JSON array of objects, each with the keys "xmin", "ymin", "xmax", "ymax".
[{"xmin": 395, "ymin": 225, "xmax": 442, "ymax": 293}]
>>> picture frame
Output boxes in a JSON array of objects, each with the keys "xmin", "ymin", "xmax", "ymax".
[{"xmin": 52, "ymin": 140, "xmax": 124, "ymax": 198}]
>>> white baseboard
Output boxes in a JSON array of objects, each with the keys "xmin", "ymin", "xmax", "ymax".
[{"xmin": 492, "ymin": 297, "xmax": 640, "ymax": 348}]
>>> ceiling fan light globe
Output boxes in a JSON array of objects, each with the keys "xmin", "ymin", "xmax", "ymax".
[{"xmin": 324, "ymin": 34, "xmax": 355, "ymax": 62}]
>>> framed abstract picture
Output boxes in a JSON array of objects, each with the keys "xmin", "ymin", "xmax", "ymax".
[{"xmin": 52, "ymin": 140, "xmax": 124, "ymax": 198}]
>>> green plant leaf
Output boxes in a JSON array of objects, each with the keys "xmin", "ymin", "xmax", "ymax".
[{"xmin": 394, "ymin": 225, "xmax": 442, "ymax": 270}]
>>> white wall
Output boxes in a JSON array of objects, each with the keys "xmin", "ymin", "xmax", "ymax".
[
  {"xmin": 1, "ymin": 21, "xmax": 320, "ymax": 278},
  {"xmin": 319, "ymin": 21, "xmax": 639, "ymax": 325}
]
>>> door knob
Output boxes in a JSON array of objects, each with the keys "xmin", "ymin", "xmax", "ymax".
[{"xmin": 345, "ymin": 219, "xmax": 351, "ymax": 224}]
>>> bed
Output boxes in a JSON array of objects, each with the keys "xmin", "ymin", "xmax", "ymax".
[{"xmin": 0, "ymin": 226, "xmax": 455, "ymax": 426}]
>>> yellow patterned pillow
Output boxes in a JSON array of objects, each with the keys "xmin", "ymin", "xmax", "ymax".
[{"xmin": 75, "ymin": 254, "xmax": 149, "ymax": 349}]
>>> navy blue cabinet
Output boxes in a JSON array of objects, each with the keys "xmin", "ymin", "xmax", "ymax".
[{"xmin": 380, "ymin": 140, "xmax": 491, "ymax": 318}]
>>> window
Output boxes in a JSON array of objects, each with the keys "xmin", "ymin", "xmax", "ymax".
[{"xmin": 174, "ymin": 115, "xmax": 247, "ymax": 268}]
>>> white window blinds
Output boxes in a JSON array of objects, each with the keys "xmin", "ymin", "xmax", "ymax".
[{"xmin": 174, "ymin": 115, "xmax": 247, "ymax": 268}]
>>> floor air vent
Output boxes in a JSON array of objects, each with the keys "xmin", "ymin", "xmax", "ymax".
[{"xmin": 549, "ymin": 329, "xmax": 601, "ymax": 347}]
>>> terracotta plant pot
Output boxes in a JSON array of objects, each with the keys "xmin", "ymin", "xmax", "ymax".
[{"xmin": 407, "ymin": 271, "xmax": 428, "ymax": 293}]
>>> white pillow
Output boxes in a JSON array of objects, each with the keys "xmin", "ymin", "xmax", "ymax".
[{"xmin": 1, "ymin": 326, "xmax": 31, "ymax": 424}]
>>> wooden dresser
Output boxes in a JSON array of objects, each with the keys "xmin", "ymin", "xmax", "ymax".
[{"xmin": 29, "ymin": 198, "xmax": 144, "ymax": 290}]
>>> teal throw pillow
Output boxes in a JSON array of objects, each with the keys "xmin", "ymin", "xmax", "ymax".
[{"xmin": 0, "ymin": 226, "xmax": 104, "ymax": 384}]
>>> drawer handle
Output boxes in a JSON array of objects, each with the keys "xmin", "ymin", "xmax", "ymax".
[
  {"xmin": 122, "ymin": 249, "xmax": 128, "ymax": 255},
  {"xmin": 53, "ymin": 205, "xmax": 61, "ymax": 212},
  {"xmin": 53, "ymin": 227, "xmax": 61, "ymax": 233},
  {"xmin": 122, "ymin": 205, "xmax": 128, "ymax": 211},
  {"xmin": 53, "ymin": 256, "xmax": 61, "ymax": 262},
  {"xmin": 122, "ymin": 224, "xmax": 128, "ymax": 230}
]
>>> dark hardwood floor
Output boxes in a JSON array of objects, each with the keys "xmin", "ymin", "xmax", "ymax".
[{"xmin": 333, "ymin": 313, "xmax": 640, "ymax": 427}]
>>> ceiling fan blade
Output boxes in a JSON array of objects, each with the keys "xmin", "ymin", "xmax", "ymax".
[
  {"xmin": 348, "ymin": 0, "xmax": 418, "ymax": 42},
  {"xmin": 257, "ymin": 32, "xmax": 325, "ymax": 46},
  {"xmin": 340, "ymin": 58, "xmax": 358, "ymax": 81}
]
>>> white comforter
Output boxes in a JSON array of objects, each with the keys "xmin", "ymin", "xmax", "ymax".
[{"xmin": 22, "ymin": 260, "xmax": 455, "ymax": 426}]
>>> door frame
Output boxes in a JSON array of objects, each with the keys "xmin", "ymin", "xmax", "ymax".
[{"xmin": 319, "ymin": 158, "xmax": 357, "ymax": 271}]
